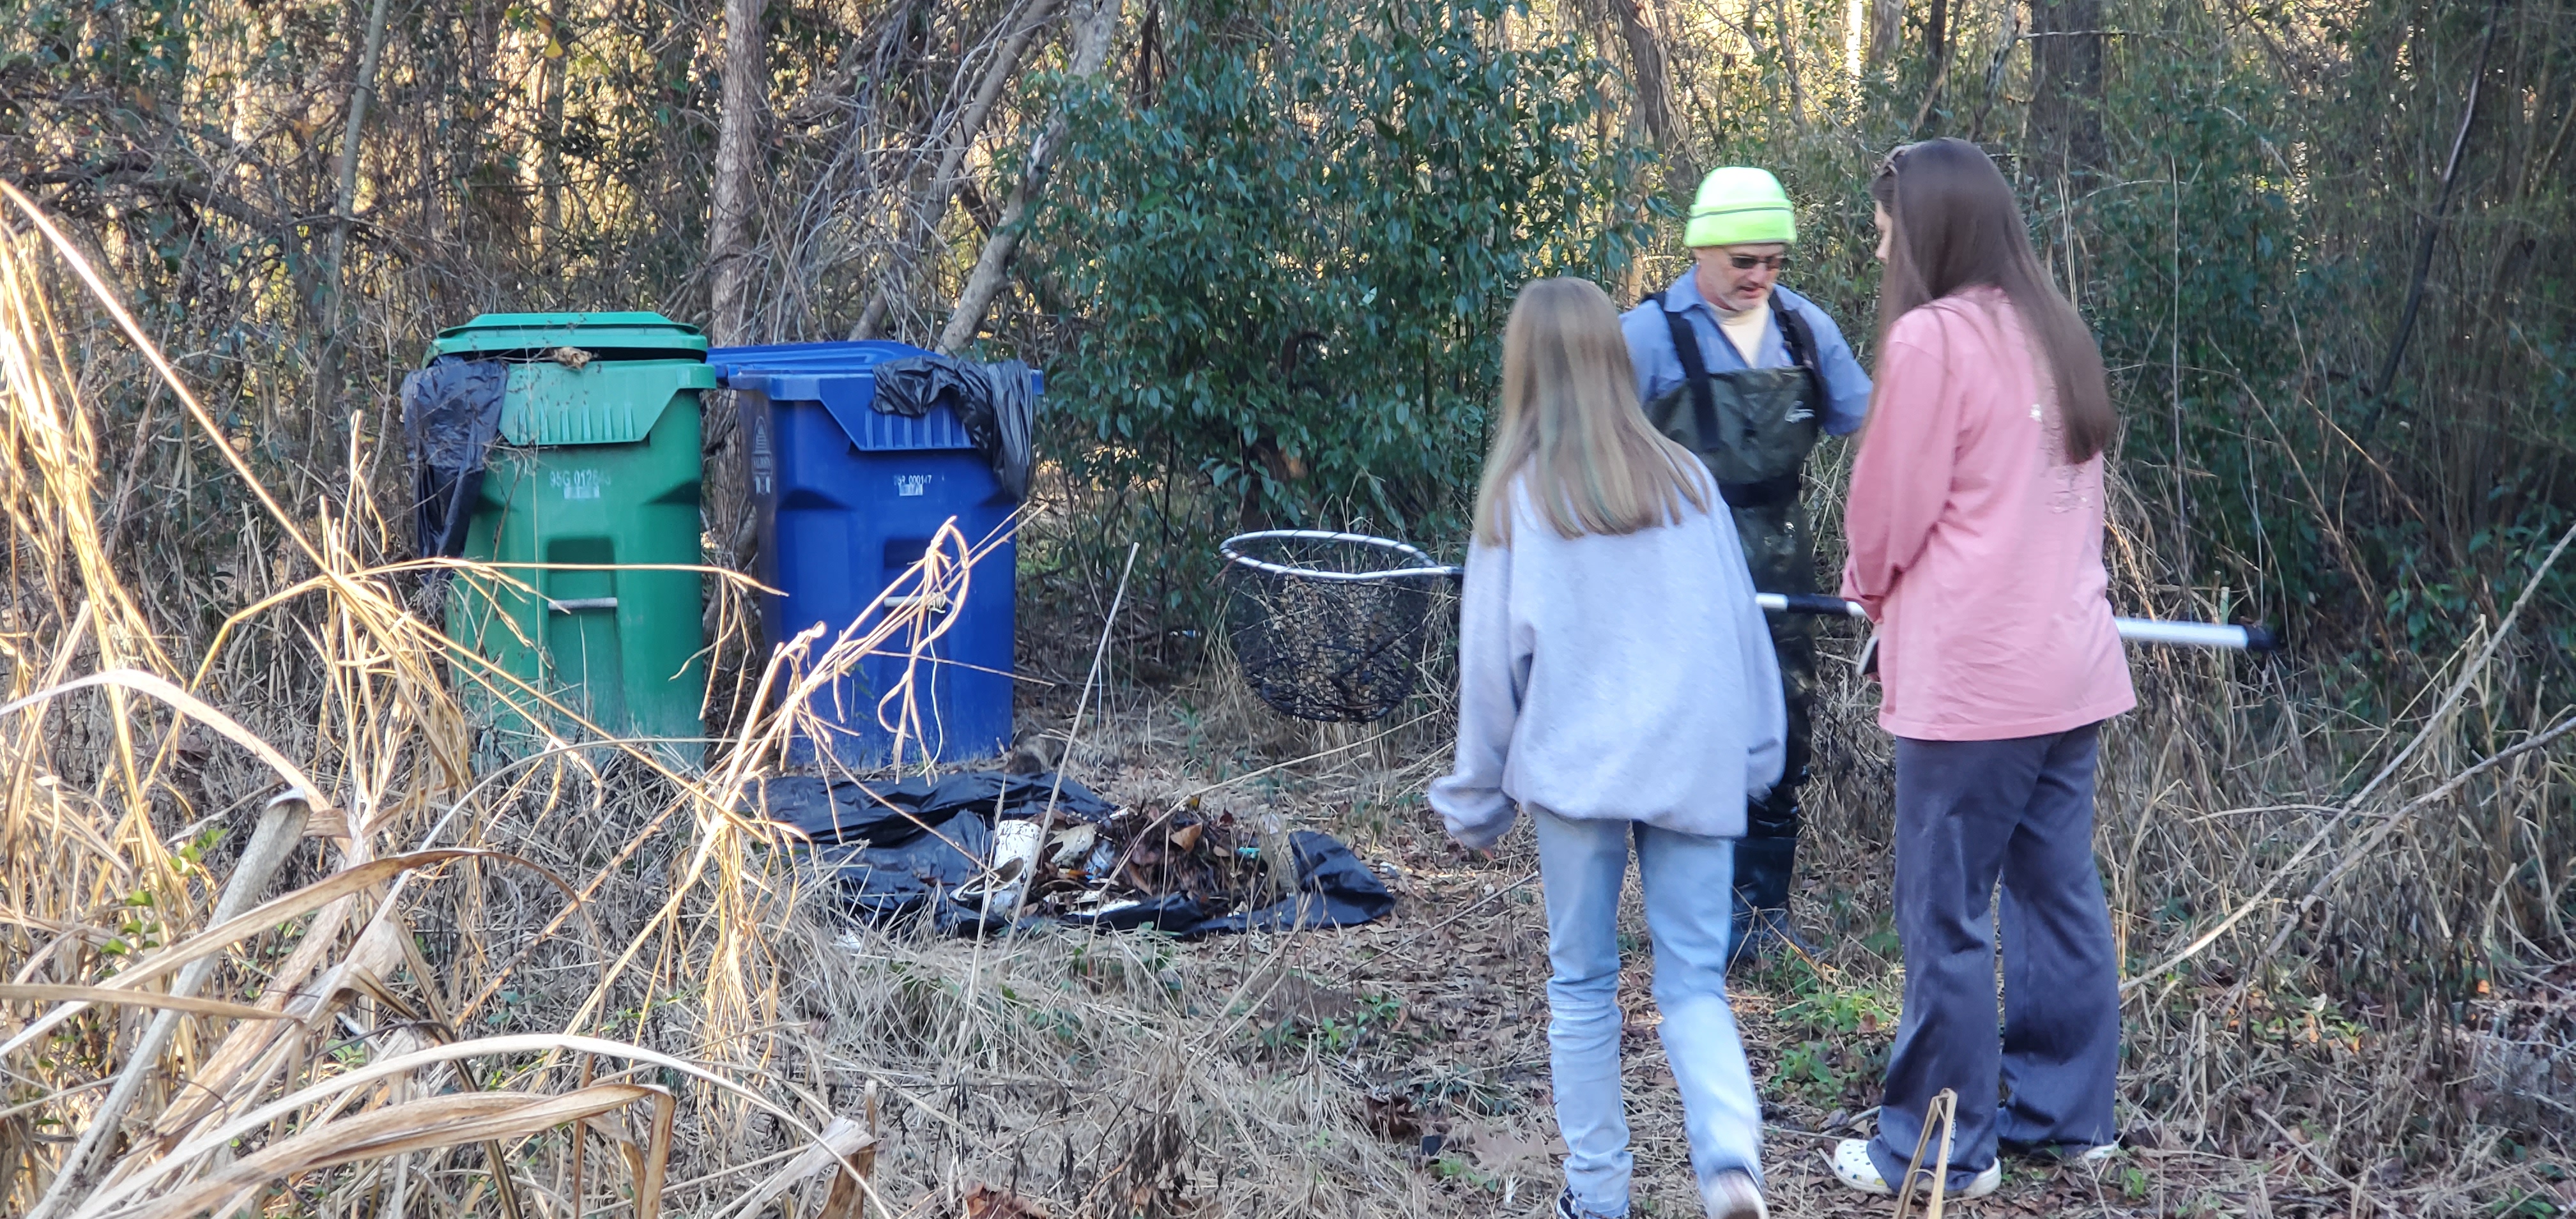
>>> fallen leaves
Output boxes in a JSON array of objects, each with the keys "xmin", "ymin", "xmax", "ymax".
[
  {"xmin": 1448, "ymin": 1119, "xmax": 1568, "ymax": 1176},
  {"xmin": 961, "ymin": 1183, "xmax": 1052, "ymax": 1219}
]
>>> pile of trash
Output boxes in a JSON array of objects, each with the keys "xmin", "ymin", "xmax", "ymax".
[{"xmin": 744, "ymin": 771, "xmax": 1395, "ymax": 937}]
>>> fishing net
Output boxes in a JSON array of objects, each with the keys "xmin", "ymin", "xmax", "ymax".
[{"xmin": 1220, "ymin": 531, "xmax": 1458, "ymax": 723}]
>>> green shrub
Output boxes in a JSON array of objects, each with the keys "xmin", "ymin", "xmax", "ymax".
[{"xmin": 1032, "ymin": 0, "xmax": 1657, "ymax": 625}]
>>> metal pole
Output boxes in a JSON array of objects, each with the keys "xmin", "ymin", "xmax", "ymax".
[{"xmin": 1756, "ymin": 592, "xmax": 2278, "ymax": 652}]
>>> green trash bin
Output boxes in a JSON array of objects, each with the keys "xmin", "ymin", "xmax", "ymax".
[{"xmin": 429, "ymin": 312, "xmax": 715, "ymax": 748}]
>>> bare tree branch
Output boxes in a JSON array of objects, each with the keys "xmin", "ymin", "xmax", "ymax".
[
  {"xmin": 852, "ymin": 0, "xmax": 1060, "ymax": 341},
  {"xmin": 935, "ymin": 0, "xmax": 1120, "ymax": 355},
  {"xmin": 2372, "ymin": 0, "xmax": 2504, "ymax": 400}
]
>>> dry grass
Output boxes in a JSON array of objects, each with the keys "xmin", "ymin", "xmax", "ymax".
[{"xmin": 3, "ymin": 181, "xmax": 2572, "ymax": 1219}]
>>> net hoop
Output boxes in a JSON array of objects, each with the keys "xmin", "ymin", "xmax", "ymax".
[
  {"xmin": 1216, "ymin": 530, "xmax": 1458, "ymax": 723},
  {"xmin": 1217, "ymin": 530, "xmax": 1462, "ymax": 583}
]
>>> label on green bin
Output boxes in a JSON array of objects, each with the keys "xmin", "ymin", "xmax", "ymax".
[{"xmin": 549, "ymin": 468, "xmax": 608, "ymax": 500}]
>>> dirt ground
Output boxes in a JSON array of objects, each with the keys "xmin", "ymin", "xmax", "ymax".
[{"xmin": 784, "ymin": 644, "xmax": 2480, "ymax": 1219}]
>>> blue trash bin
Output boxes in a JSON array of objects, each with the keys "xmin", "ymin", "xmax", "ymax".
[{"xmin": 710, "ymin": 341, "xmax": 1032, "ymax": 767}]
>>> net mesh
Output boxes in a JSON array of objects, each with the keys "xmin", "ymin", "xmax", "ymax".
[{"xmin": 1223, "ymin": 533, "xmax": 1450, "ymax": 723}]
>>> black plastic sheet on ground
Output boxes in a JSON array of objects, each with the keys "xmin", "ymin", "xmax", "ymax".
[
  {"xmin": 744, "ymin": 772, "xmax": 1393, "ymax": 937},
  {"xmin": 748, "ymin": 770, "xmax": 1117, "ymax": 846}
]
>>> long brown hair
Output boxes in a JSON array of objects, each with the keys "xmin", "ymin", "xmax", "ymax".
[
  {"xmin": 1475, "ymin": 278, "xmax": 1712, "ymax": 544},
  {"xmin": 1869, "ymin": 139, "xmax": 2116, "ymax": 463}
]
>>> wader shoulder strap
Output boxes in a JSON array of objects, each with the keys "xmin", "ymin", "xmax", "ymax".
[
  {"xmin": 1770, "ymin": 292, "xmax": 1830, "ymax": 408},
  {"xmin": 1660, "ymin": 291, "xmax": 1724, "ymax": 456}
]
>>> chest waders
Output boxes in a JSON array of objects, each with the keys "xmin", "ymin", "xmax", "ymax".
[{"xmin": 1638, "ymin": 289, "xmax": 1827, "ymax": 965}]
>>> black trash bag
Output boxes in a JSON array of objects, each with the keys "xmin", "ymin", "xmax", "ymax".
[
  {"xmin": 870, "ymin": 355, "xmax": 1034, "ymax": 502},
  {"xmin": 744, "ymin": 771, "xmax": 1117, "ymax": 848},
  {"xmin": 808, "ymin": 813, "xmax": 1038, "ymax": 934},
  {"xmin": 399, "ymin": 358, "xmax": 507, "ymax": 560},
  {"xmin": 1181, "ymin": 831, "xmax": 1396, "ymax": 936},
  {"xmin": 1057, "ymin": 893, "xmax": 1213, "ymax": 934}
]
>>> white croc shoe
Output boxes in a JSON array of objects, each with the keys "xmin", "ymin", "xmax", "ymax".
[{"xmin": 1830, "ymin": 1138, "xmax": 2002, "ymax": 1200}]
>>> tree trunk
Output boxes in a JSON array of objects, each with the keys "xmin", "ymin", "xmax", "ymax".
[
  {"xmin": 539, "ymin": 0, "xmax": 570, "ymax": 257},
  {"xmin": 1607, "ymin": 0, "xmax": 1692, "ymax": 196},
  {"xmin": 1775, "ymin": 0, "xmax": 1806, "ymax": 118},
  {"xmin": 312, "ymin": 0, "xmax": 392, "ymax": 421},
  {"xmin": 1866, "ymin": 0, "xmax": 1903, "ymax": 70},
  {"xmin": 935, "ymin": 0, "xmax": 1121, "ymax": 355},
  {"xmin": 2029, "ymin": 0, "xmax": 2105, "ymax": 182},
  {"xmin": 709, "ymin": 0, "xmax": 770, "ymax": 348}
]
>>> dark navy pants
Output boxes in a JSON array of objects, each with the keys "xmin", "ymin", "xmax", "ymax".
[{"xmin": 1867, "ymin": 723, "xmax": 2121, "ymax": 1190}]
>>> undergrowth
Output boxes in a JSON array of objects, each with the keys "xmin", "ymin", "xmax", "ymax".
[{"xmin": 3, "ymin": 168, "xmax": 2574, "ymax": 1218}]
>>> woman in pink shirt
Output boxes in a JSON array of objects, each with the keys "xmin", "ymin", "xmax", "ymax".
[{"xmin": 1828, "ymin": 139, "xmax": 2137, "ymax": 1202}]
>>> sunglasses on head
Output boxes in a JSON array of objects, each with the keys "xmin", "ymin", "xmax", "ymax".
[{"xmin": 1727, "ymin": 252, "xmax": 1788, "ymax": 272}]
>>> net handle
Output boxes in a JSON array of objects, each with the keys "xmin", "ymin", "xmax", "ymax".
[{"xmin": 1218, "ymin": 530, "xmax": 1464, "ymax": 583}]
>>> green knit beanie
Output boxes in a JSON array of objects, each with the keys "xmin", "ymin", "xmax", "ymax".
[{"xmin": 1684, "ymin": 167, "xmax": 1797, "ymax": 248}]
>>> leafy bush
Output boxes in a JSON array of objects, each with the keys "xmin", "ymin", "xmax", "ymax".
[{"xmin": 1032, "ymin": 0, "xmax": 1657, "ymax": 624}]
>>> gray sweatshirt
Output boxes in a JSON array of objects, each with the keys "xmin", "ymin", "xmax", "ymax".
[{"xmin": 1429, "ymin": 479, "xmax": 1786, "ymax": 848}]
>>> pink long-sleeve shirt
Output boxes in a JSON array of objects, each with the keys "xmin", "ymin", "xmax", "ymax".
[{"xmin": 1839, "ymin": 288, "xmax": 2136, "ymax": 741}]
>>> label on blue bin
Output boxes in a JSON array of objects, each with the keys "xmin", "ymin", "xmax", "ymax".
[
  {"xmin": 894, "ymin": 473, "xmax": 930, "ymax": 497},
  {"xmin": 551, "ymin": 468, "xmax": 607, "ymax": 501}
]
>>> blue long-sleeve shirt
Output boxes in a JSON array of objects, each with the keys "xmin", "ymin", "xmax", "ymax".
[{"xmin": 1619, "ymin": 272, "xmax": 1874, "ymax": 436}]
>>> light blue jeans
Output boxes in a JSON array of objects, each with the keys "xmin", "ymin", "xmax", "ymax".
[{"xmin": 1533, "ymin": 806, "xmax": 1763, "ymax": 1218}]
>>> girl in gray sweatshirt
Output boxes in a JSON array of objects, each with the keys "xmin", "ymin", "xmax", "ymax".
[{"xmin": 1429, "ymin": 278, "xmax": 1784, "ymax": 1219}]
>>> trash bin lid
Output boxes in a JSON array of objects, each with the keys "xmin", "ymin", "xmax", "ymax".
[
  {"xmin": 709, "ymin": 340, "xmax": 1044, "ymax": 395},
  {"xmin": 715, "ymin": 341, "xmax": 1042, "ymax": 456},
  {"xmin": 706, "ymin": 339, "xmax": 923, "ymax": 381},
  {"xmin": 429, "ymin": 312, "xmax": 710, "ymax": 362}
]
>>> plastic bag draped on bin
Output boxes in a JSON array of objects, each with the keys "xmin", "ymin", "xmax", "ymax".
[
  {"xmin": 425, "ymin": 312, "xmax": 714, "ymax": 747},
  {"xmin": 708, "ymin": 341, "xmax": 1032, "ymax": 768}
]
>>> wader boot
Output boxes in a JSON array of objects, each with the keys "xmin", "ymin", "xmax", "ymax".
[{"xmin": 1638, "ymin": 290, "xmax": 1827, "ymax": 969}]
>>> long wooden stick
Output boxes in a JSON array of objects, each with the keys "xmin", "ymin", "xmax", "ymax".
[{"xmin": 26, "ymin": 796, "xmax": 310, "ymax": 1219}]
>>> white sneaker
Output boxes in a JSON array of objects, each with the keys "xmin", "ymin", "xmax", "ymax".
[
  {"xmin": 1702, "ymin": 1169, "xmax": 1769, "ymax": 1219},
  {"xmin": 1830, "ymin": 1138, "xmax": 2002, "ymax": 1199}
]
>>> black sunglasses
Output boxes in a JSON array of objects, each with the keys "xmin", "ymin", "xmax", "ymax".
[{"xmin": 1726, "ymin": 252, "xmax": 1788, "ymax": 272}]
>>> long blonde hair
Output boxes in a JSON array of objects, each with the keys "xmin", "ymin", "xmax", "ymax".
[{"xmin": 1475, "ymin": 277, "xmax": 1712, "ymax": 544}]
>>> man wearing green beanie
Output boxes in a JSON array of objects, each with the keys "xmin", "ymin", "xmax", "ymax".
[{"xmin": 1621, "ymin": 165, "xmax": 1873, "ymax": 968}]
